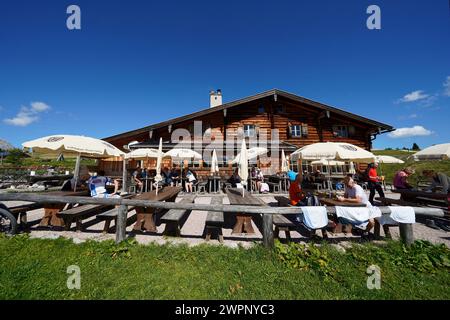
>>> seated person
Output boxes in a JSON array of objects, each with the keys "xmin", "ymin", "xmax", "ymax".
[
  {"xmin": 132, "ymin": 166, "xmax": 144, "ymax": 192},
  {"xmin": 337, "ymin": 176, "xmax": 374, "ymax": 232},
  {"xmin": 289, "ymin": 174, "xmax": 306, "ymax": 206},
  {"xmin": 162, "ymin": 167, "xmax": 173, "ymax": 186},
  {"xmin": 228, "ymin": 168, "xmax": 242, "ymax": 188},
  {"xmin": 393, "ymin": 167, "xmax": 415, "ymax": 190},
  {"xmin": 87, "ymin": 170, "xmax": 120, "ymax": 198},
  {"xmin": 170, "ymin": 166, "xmax": 180, "ymax": 185},
  {"xmin": 185, "ymin": 168, "xmax": 197, "ymax": 193},
  {"xmin": 422, "ymin": 170, "xmax": 450, "ymax": 194}
]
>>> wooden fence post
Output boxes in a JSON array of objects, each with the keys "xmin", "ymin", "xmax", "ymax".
[
  {"xmin": 115, "ymin": 204, "xmax": 128, "ymax": 243},
  {"xmin": 399, "ymin": 223, "xmax": 414, "ymax": 246},
  {"xmin": 263, "ymin": 213, "xmax": 274, "ymax": 248}
]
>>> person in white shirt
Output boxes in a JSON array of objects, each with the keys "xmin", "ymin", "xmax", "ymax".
[
  {"xmin": 87, "ymin": 170, "xmax": 120, "ymax": 198},
  {"xmin": 337, "ymin": 176, "xmax": 374, "ymax": 231},
  {"xmin": 185, "ymin": 169, "xmax": 197, "ymax": 193}
]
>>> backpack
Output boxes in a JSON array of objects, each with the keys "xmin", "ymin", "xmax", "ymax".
[{"xmin": 305, "ymin": 193, "xmax": 320, "ymax": 206}]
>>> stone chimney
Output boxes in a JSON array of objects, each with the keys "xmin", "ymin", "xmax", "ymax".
[{"xmin": 209, "ymin": 89, "xmax": 222, "ymax": 108}]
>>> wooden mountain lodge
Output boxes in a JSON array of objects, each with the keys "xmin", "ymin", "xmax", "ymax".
[{"xmin": 101, "ymin": 89, "xmax": 393, "ymax": 176}]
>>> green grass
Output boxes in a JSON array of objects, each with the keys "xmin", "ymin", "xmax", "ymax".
[
  {"xmin": 0, "ymin": 235, "xmax": 449, "ymax": 300},
  {"xmin": 372, "ymin": 150, "xmax": 450, "ymax": 186}
]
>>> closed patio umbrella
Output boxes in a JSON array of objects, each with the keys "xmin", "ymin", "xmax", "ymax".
[
  {"xmin": 154, "ymin": 138, "xmax": 163, "ymax": 195},
  {"xmin": 238, "ymin": 139, "xmax": 249, "ymax": 197},
  {"xmin": 211, "ymin": 149, "xmax": 219, "ymax": 175},
  {"xmin": 281, "ymin": 149, "xmax": 289, "ymax": 172},
  {"xmin": 22, "ymin": 134, "xmax": 124, "ymax": 191}
]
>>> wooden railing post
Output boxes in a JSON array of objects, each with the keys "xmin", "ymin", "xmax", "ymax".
[
  {"xmin": 399, "ymin": 223, "xmax": 414, "ymax": 246},
  {"xmin": 115, "ymin": 204, "xmax": 128, "ymax": 243},
  {"xmin": 263, "ymin": 213, "xmax": 274, "ymax": 248}
]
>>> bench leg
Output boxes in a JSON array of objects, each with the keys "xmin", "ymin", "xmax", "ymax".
[
  {"xmin": 383, "ymin": 225, "xmax": 392, "ymax": 239},
  {"xmin": 76, "ymin": 219, "xmax": 82, "ymax": 232},
  {"xmin": 103, "ymin": 220, "xmax": 112, "ymax": 234},
  {"xmin": 63, "ymin": 218, "xmax": 72, "ymax": 231},
  {"xmin": 205, "ymin": 228, "xmax": 212, "ymax": 241},
  {"xmin": 283, "ymin": 228, "xmax": 291, "ymax": 242},
  {"xmin": 374, "ymin": 220, "xmax": 381, "ymax": 239},
  {"xmin": 218, "ymin": 229, "xmax": 224, "ymax": 243},
  {"xmin": 274, "ymin": 226, "xmax": 280, "ymax": 239},
  {"xmin": 163, "ymin": 222, "xmax": 181, "ymax": 237}
]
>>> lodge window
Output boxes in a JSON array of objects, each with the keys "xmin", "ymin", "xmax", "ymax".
[
  {"xmin": 291, "ymin": 125, "xmax": 301, "ymax": 137},
  {"xmin": 332, "ymin": 125, "xmax": 348, "ymax": 138},
  {"xmin": 258, "ymin": 105, "xmax": 265, "ymax": 113},
  {"xmin": 276, "ymin": 105, "xmax": 285, "ymax": 113},
  {"xmin": 243, "ymin": 124, "xmax": 256, "ymax": 137},
  {"xmin": 289, "ymin": 124, "xmax": 308, "ymax": 138}
]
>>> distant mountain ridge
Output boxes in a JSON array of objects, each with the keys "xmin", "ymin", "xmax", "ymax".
[{"xmin": 0, "ymin": 139, "xmax": 14, "ymax": 150}]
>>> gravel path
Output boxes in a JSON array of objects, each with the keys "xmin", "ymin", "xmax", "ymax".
[{"xmin": 2, "ymin": 190, "xmax": 449, "ymax": 248}]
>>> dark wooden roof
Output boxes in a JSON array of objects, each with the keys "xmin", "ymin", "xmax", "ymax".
[{"xmin": 104, "ymin": 89, "xmax": 393, "ymax": 141}]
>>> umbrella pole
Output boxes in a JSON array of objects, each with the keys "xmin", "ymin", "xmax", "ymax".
[
  {"xmin": 122, "ymin": 158, "xmax": 127, "ymax": 194},
  {"xmin": 73, "ymin": 154, "xmax": 81, "ymax": 192}
]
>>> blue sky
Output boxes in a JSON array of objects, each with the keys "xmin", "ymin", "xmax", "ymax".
[{"xmin": 0, "ymin": 0, "xmax": 449, "ymax": 149}]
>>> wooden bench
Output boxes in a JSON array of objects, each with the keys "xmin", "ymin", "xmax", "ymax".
[
  {"xmin": 273, "ymin": 196, "xmax": 297, "ymax": 241},
  {"xmin": 1, "ymin": 202, "xmax": 44, "ymax": 228},
  {"xmin": 205, "ymin": 196, "xmax": 224, "ymax": 242},
  {"xmin": 160, "ymin": 195, "xmax": 195, "ymax": 236},
  {"xmin": 97, "ymin": 206, "xmax": 136, "ymax": 233},
  {"xmin": 376, "ymin": 197, "xmax": 418, "ymax": 207},
  {"xmin": 57, "ymin": 204, "xmax": 113, "ymax": 231}
]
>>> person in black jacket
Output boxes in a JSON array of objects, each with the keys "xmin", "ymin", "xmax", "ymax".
[{"xmin": 228, "ymin": 168, "xmax": 241, "ymax": 188}]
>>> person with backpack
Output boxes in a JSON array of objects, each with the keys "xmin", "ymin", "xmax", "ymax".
[
  {"xmin": 289, "ymin": 174, "xmax": 307, "ymax": 206},
  {"xmin": 366, "ymin": 162, "xmax": 385, "ymax": 205}
]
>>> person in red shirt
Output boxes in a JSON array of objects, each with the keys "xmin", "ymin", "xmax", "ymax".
[
  {"xmin": 289, "ymin": 174, "xmax": 306, "ymax": 206},
  {"xmin": 367, "ymin": 162, "xmax": 385, "ymax": 205}
]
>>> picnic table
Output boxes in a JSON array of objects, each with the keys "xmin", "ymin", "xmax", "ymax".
[
  {"xmin": 392, "ymin": 189, "xmax": 447, "ymax": 200},
  {"xmin": 319, "ymin": 198, "xmax": 366, "ymax": 207},
  {"xmin": 132, "ymin": 186, "xmax": 182, "ymax": 232},
  {"xmin": 226, "ymin": 188, "xmax": 265, "ymax": 234},
  {"xmin": 39, "ymin": 189, "xmax": 90, "ymax": 227}
]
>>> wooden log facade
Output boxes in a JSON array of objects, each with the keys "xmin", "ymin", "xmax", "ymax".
[{"xmin": 101, "ymin": 89, "xmax": 393, "ymax": 176}]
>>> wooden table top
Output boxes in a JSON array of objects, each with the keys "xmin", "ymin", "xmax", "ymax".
[
  {"xmin": 319, "ymin": 198, "xmax": 366, "ymax": 207},
  {"xmin": 226, "ymin": 188, "xmax": 266, "ymax": 206},
  {"xmin": 44, "ymin": 190, "xmax": 90, "ymax": 197},
  {"xmin": 392, "ymin": 189, "xmax": 447, "ymax": 200},
  {"xmin": 133, "ymin": 186, "xmax": 182, "ymax": 202}
]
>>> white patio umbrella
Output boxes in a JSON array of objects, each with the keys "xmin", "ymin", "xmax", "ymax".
[
  {"xmin": 210, "ymin": 149, "xmax": 219, "ymax": 175},
  {"xmin": 290, "ymin": 142, "xmax": 376, "ymax": 163},
  {"xmin": 413, "ymin": 143, "xmax": 450, "ymax": 161},
  {"xmin": 291, "ymin": 142, "xmax": 375, "ymax": 191},
  {"xmin": 231, "ymin": 147, "xmax": 267, "ymax": 164},
  {"xmin": 238, "ymin": 139, "xmax": 249, "ymax": 197},
  {"xmin": 125, "ymin": 148, "xmax": 161, "ymax": 160},
  {"xmin": 164, "ymin": 148, "xmax": 202, "ymax": 180},
  {"xmin": 375, "ymin": 155, "xmax": 405, "ymax": 164},
  {"xmin": 281, "ymin": 149, "xmax": 289, "ymax": 172},
  {"xmin": 154, "ymin": 138, "xmax": 163, "ymax": 195},
  {"xmin": 22, "ymin": 134, "xmax": 124, "ymax": 191}
]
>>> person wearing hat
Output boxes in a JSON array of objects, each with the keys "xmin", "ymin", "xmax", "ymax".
[{"xmin": 393, "ymin": 167, "xmax": 415, "ymax": 190}]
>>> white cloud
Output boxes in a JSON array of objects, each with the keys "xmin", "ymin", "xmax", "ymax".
[
  {"xmin": 443, "ymin": 76, "xmax": 450, "ymax": 97},
  {"xmin": 398, "ymin": 90, "xmax": 429, "ymax": 103},
  {"xmin": 388, "ymin": 125, "xmax": 433, "ymax": 138},
  {"xmin": 31, "ymin": 102, "xmax": 50, "ymax": 112},
  {"xmin": 3, "ymin": 102, "xmax": 51, "ymax": 127}
]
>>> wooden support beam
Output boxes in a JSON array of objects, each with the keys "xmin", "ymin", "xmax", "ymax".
[
  {"xmin": 115, "ymin": 204, "xmax": 128, "ymax": 243},
  {"xmin": 263, "ymin": 213, "xmax": 274, "ymax": 248}
]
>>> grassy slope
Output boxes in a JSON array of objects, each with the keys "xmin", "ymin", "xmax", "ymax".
[
  {"xmin": 372, "ymin": 150, "xmax": 450, "ymax": 185},
  {"xmin": 0, "ymin": 236, "xmax": 448, "ymax": 300}
]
